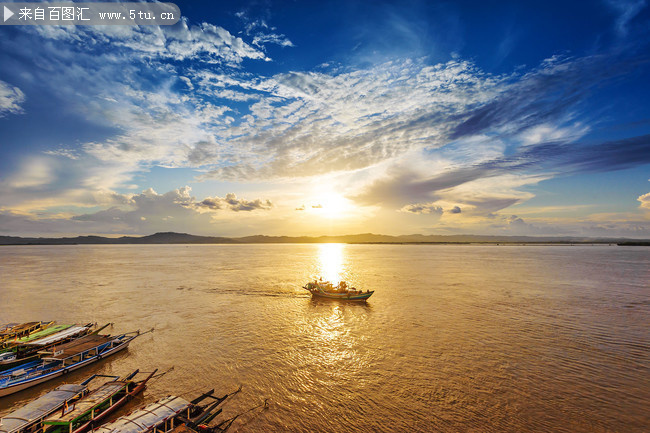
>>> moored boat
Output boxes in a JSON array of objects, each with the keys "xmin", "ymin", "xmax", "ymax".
[
  {"xmin": 0, "ymin": 322, "xmax": 54, "ymax": 348},
  {"xmin": 303, "ymin": 280, "xmax": 374, "ymax": 301},
  {"xmin": 0, "ymin": 330, "xmax": 149, "ymax": 398},
  {"xmin": 0, "ymin": 323, "xmax": 107, "ymax": 371},
  {"xmin": 92, "ymin": 388, "xmax": 241, "ymax": 433},
  {"xmin": 0, "ymin": 382, "xmax": 89, "ymax": 433},
  {"xmin": 43, "ymin": 369, "xmax": 157, "ymax": 433},
  {"xmin": 2, "ymin": 324, "xmax": 73, "ymax": 351}
]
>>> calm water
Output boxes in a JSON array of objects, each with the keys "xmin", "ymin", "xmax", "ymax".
[{"xmin": 0, "ymin": 244, "xmax": 648, "ymax": 432}]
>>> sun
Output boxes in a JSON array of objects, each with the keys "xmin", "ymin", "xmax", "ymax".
[{"xmin": 310, "ymin": 192, "xmax": 353, "ymax": 219}]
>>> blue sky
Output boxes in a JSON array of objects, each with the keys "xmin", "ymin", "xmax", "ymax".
[{"xmin": 0, "ymin": 0, "xmax": 649, "ymax": 237}]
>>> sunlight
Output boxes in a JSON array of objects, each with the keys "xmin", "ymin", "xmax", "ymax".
[
  {"xmin": 317, "ymin": 243, "xmax": 344, "ymax": 283},
  {"xmin": 309, "ymin": 192, "xmax": 354, "ymax": 219}
]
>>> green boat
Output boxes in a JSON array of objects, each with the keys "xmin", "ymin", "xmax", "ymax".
[{"xmin": 43, "ymin": 369, "xmax": 156, "ymax": 433}]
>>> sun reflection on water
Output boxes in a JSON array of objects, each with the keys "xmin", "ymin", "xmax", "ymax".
[{"xmin": 317, "ymin": 243, "xmax": 344, "ymax": 283}]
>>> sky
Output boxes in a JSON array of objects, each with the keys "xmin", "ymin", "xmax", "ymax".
[{"xmin": 0, "ymin": 0, "xmax": 649, "ymax": 238}]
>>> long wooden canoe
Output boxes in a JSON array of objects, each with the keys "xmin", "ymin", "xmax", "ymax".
[
  {"xmin": 43, "ymin": 369, "xmax": 157, "ymax": 433},
  {"xmin": 0, "ymin": 331, "xmax": 146, "ymax": 398},
  {"xmin": 92, "ymin": 388, "xmax": 241, "ymax": 433},
  {"xmin": 0, "ymin": 382, "xmax": 89, "ymax": 433}
]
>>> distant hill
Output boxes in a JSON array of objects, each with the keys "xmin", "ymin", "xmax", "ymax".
[
  {"xmin": 0, "ymin": 232, "xmax": 237, "ymax": 245},
  {"xmin": 0, "ymin": 231, "xmax": 647, "ymax": 245}
]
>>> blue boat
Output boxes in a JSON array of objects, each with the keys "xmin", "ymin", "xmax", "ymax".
[
  {"xmin": 0, "ymin": 331, "xmax": 147, "ymax": 398},
  {"xmin": 303, "ymin": 280, "xmax": 374, "ymax": 301}
]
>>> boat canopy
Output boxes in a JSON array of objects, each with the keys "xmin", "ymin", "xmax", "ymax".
[
  {"xmin": 40, "ymin": 335, "xmax": 114, "ymax": 361},
  {"xmin": 0, "ymin": 384, "xmax": 86, "ymax": 433},
  {"xmin": 16, "ymin": 325, "xmax": 72, "ymax": 344},
  {"xmin": 45, "ymin": 381, "xmax": 125, "ymax": 424},
  {"xmin": 94, "ymin": 396, "xmax": 190, "ymax": 433},
  {"xmin": 24, "ymin": 326, "xmax": 90, "ymax": 346},
  {"xmin": 0, "ymin": 322, "xmax": 40, "ymax": 338}
]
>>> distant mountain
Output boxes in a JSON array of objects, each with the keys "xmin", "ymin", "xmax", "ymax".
[
  {"xmin": 0, "ymin": 231, "xmax": 647, "ymax": 245},
  {"xmin": 133, "ymin": 232, "xmax": 237, "ymax": 244},
  {"xmin": 0, "ymin": 232, "xmax": 237, "ymax": 245}
]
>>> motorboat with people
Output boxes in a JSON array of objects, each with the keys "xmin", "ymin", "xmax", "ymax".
[{"xmin": 303, "ymin": 278, "xmax": 374, "ymax": 301}]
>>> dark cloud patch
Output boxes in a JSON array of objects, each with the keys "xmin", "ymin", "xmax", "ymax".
[
  {"xmin": 187, "ymin": 140, "xmax": 220, "ymax": 165},
  {"xmin": 449, "ymin": 53, "xmax": 650, "ymax": 141},
  {"xmin": 400, "ymin": 203, "xmax": 443, "ymax": 215},
  {"xmin": 350, "ymin": 170, "xmax": 434, "ymax": 207},
  {"xmin": 449, "ymin": 206, "xmax": 462, "ymax": 214},
  {"xmin": 197, "ymin": 193, "xmax": 273, "ymax": 212},
  {"xmin": 199, "ymin": 197, "xmax": 224, "ymax": 210},
  {"xmin": 354, "ymin": 134, "xmax": 650, "ymax": 212},
  {"xmin": 480, "ymin": 133, "xmax": 650, "ymax": 175}
]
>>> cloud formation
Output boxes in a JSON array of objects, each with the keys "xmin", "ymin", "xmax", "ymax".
[
  {"xmin": 34, "ymin": 19, "xmax": 268, "ymax": 65},
  {"xmin": 0, "ymin": 186, "xmax": 273, "ymax": 235}
]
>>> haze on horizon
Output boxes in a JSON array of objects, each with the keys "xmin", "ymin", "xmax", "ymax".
[{"xmin": 1, "ymin": 0, "xmax": 649, "ymax": 238}]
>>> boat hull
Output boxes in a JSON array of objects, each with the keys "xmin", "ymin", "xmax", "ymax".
[
  {"xmin": 0, "ymin": 353, "xmax": 40, "ymax": 372},
  {"xmin": 310, "ymin": 291, "xmax": 374, "ymax": 301}
]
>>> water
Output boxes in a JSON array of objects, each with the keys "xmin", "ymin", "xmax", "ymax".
[{"xmin": 0, "ymin": 244, "xmax": 648, "ymax": 432}]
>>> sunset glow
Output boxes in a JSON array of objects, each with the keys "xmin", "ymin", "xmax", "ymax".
[{"xmin": 0, "ymin": 1, "xmax": 649, "ymax": 239}]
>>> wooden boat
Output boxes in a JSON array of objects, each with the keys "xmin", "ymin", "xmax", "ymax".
[
  {"xmin": 0, "ymin": 324, "xmax": 107, "ymax": 371},
  {"xmin": 0, "ymin": 322, "xmax": 54, "ymax": 348},
  {"xmin": 303, "ymin": 280, "xmax": 374, "ymax": 301},
  {"xmin": 92, "ymin": 388, "xmax": 241, "ymax": 433},
  {"xmin": 0, "ymin": 381, "xmax": 90, "ymax": 433},
  {"xmin": 43, "ymin": 369, "xmax": 157, "ymax": 433},
  {"xmin": 0, "ymin": 330, "xmax": 148, "ymax": 398}
]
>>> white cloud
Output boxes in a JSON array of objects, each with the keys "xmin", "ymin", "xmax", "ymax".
[
  {"xmin": 638, "ymin": 192, "xmax": 650, "ymax": 210},
  {"xmin": 252, "ymin": 33, "xmax": 294, "ymax": 48},
  {"xmin": 519, "ymin": 122, "xmax": 590, "ymax": 146},
  {"xmin": 0, "ymin": 80, "xmax": 25, "ymax": 116},
  {"xmin": 32, "ymin": 19, "xmax": 269, "ymax": 65},
  {"xmin": 194, "ymin": 58, "xmax": 509, "ymax": 180}
]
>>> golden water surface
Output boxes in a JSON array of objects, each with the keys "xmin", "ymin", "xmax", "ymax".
[{"xmin": 0, "ymin": 244, "xmax": 648, "ymax": 432}]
